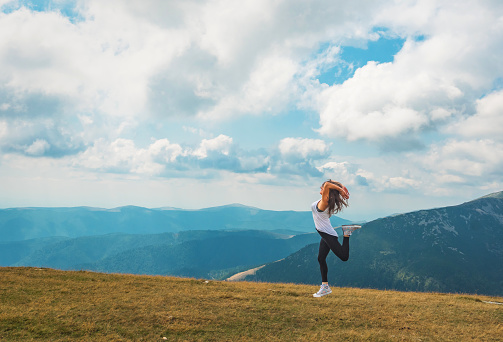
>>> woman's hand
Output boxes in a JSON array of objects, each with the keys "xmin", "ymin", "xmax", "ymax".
[{"xmin": 341, "ymin": 185, "xmax": 350, "ymax": 199}]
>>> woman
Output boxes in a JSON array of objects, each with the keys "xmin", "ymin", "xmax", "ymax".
[{"xmin": 312, "ymin": 180, "xmax": 360, "ymax": 297}]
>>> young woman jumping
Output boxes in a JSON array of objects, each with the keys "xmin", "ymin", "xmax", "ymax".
[{"xmin": 312, "ymin": 180, "xmax": 360, "ymax": 297}]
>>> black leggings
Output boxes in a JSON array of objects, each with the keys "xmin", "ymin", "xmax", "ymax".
[{"xmin": 317, "ymin": 231, "xmax": 349, "ymax": 283}]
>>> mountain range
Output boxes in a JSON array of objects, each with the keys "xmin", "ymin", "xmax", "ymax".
[
  {"xmin": 1, "ymin": 204, "xmax": 346, "ymax": 279},
  {"xmin": 1, "ymin": 192, "xmax": 502, "ymax": 296},
  {"xmin": 245, "ymin": 191, "xmax": 503, "ymax": 296},
  {"xmin": 0, "ymin": 204, "xmax": 349, "ymax": 241}
]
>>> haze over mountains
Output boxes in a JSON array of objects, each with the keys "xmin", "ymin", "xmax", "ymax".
[
  {"xmin": 1, "ymin": 192, "xmax": 502, "ymax": 296},
  {"xmin": 0, "ymin": 204, "xmax": 350, "ymax": 241}
]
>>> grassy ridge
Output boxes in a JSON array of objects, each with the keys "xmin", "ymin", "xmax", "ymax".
[{"xmin": 1, "ymin": 268, "xmax": 502, "ymax": 341}]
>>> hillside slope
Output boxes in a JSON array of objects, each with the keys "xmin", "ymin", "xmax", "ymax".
[
  {"xmin": 247, "ymin": 191, "xmax": 503, "ymax": 296},
  {"xmin": 77, "ymin": 231, "xmax": 319, "ymax": 279},
  {"xmin": 1, "ymin": 268, "xmax": 502, "ymax": 341},
  {"xmin": 0, "ymin": 236, "xmax": 68, "ymax": 267}
]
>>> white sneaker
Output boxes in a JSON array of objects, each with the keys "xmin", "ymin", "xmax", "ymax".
[
  {"xmin": 342, "ymin": 224, "xmax": 361, "ymax": 237},
  {"xmin": 313, "ymin": 284, "xmax": 332, "ymax": 297}
]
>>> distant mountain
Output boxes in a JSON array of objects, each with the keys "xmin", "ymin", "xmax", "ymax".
[
  {"xmin": 0, "ymin": 204, "xmax": 350, "ymax": 242},
  {"xmin": 246, "ymin": 191, "xmax": 503, "ymax": 296},
  {"xmin": 9, "ymin": 230, "xmax": 320, "ymax": 280},
  {"xmin": 9, "ymin": 232, "xmax": 178, "ymax": 269}
]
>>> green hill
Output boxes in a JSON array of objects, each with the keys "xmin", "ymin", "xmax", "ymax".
[
  {"xmin": 0, "ymin": 236, "xmax": 68, "ymax": 266},
  {"xmin": 246, "ymin": 191, "xmax": 503, "ymax": 296},
  {"xmin": 1, "ymin": 267, "xmax": 502, "ymax": 341},
  {"xmin": 77, "ymin": 231, "xmax": 320, "ymax": 279}
]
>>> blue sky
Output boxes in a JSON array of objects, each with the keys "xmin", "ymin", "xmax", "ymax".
[{"xmin": 1, "ymin": 0, "xmax": 502, "ymax": 221}]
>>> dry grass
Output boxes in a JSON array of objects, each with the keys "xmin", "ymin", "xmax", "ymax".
[{"xmin": 1, "ymin": 267, "xmax": 502, "ymax": 341}]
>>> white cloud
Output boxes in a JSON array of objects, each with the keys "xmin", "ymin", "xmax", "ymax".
[
  {"xmin": 75, "ymin": 134, "xmax": 241, "ymax": 176},
  {"xmin": 24, "ymin": 139, "xmax": 50, "ymax": 156},
  {"xmin": 183, "ymin": 126, "xmax": 211, "ymax": 138},
  {"xmin": 0, "ymin": 4, "xmax": 189, "ymax": 119},
  {"xmin": 77, "ymin": 138, "xmax": 140, "ymax": 173},
  {"xmin": 0, "ymin": 0, "xmax": 390, "ymax": 125},
  {"xmin": 315, "ymin": 53, "xmax": 464, "ymax": 142},
  {"xmin": 385, "ymin": 176, "xmax": 421, "ymax": 190},
  {"xmin": 423, "ymin": 139, "xmax": 503, "ymax": 179},
  {"xmin": 276, "ymin": 138, "xmax": 332, "ymax": 177},
  {"xmin": 189, "ymin": 0, "xmax": 367, "ymax": 120},
  {"xmin": 195, "ymin": 0, "xmax": 278, "ymax": 66},
  {"xmin": 73, "ymin": 134, "xmax": 335, "ymax": 179},
  {"xmin": 451, "ymin": 90, "xmax": 503, "ymax": 141},
  {"xmin": 302, "ymin": 44, "xmax": 341, "ymax": 81},
  {"xmin": 0, "ymin": 119, "xmax": 6, "ymax": 138},
  {"xmin": 311, "ymin": 1, "xmax": 503, "ymax": 145},
  {"xmin": 0, "ymin": 117, "xmax": 84, "ymax": 157},
  {"xmin": 193, "ymin": 134, "xmax": 233, "ymax": 159},
  {"xmin": 237, "ymin": 154, "xmax": 270, "ymax": 173},
  {"xmin": 317, "ymin": 161, "xmax": 355, "ymax": 184},
  {"xmin": 279, "ymin": 137, "xmax": 329, "ymax": 160},
  {"xmin": 76, "ymin": 138, "xmax": 183, "ymax": 175},
  {"xmin": 148, "ymin": 139, "xmax": 184, "ymax": 163},
  {"xmin": 230, "ymin": 54, "xmax": 297, "ymax": 116},
  {"xmin": 3, "ymin": 0, "xmax": 502, "ymax": 131},
  {"xmin": 317, "ymin": 161, "xmax": 396, "ymax": 190},
  {"xmin": 0, "ymin": 0, "xmax": 15, "ymax": 9}
]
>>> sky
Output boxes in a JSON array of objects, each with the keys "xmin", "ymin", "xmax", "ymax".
[{"xmin": 0, "ymin": 0, "xmax": 502, "ymax": 221}]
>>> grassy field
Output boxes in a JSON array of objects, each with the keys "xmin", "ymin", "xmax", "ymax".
[{"xmin": 1, "ymin": 267, "xmax": 502, "ymax": 341}]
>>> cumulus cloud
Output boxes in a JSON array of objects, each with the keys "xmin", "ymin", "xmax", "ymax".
[
  {"xmin": 279, "ymin": 137, "xmax": 330, "ymax": 160},
  {"xmin": 0, "ymin": 119, "xmax": 6, "ymax": 138},
  {"xmin": 268, "ymin": 137, "xmax": 331, "ymax": 177},
  {"xmin": 312, "ymin": 1, "xmax": 503, "ymax": 148},
  {"xmin": 317, "ymin": 161, "xmax": 358, "ymax": 184},
  {"xmin": 316, "ymin": 49, "xmax": 464, "ymax": 143},
  {"xmin": 24, "ymin": 139, "xmax": 50, "ymax": 156},
  {"xmin": 76, "ymin": 134, "xmax": 248, "ymax": 176},
  {"xmin": 450, "ymin": 90, "xmax": 503, "ymax": 141},
  {"xmin": 193, "ymin": 134, "xmax": 233, "ymax": 159},
  {"xmin": 315, "ymin": 160, "xmax": 407, "ymax": 191},
  {"xmin": 76, "ymin": 138, "xmax": 184, "ymax": 175},
  {"xmin": 149, "ymin": 139, "xmax": 184, "ymax": 163},
  {"xmin": 423, "ymin": 139, "xmax": 503, "ymax": 180},
  {"xmin": 385, "ymin": 176, "xmax": 421, "ymax": 190},
  {"xmin": 0, "ymin": 3, "xmax": 189, "ymax": 121},
  {"xmin": 2, "ymin": 1, "xmax": 502, "ymax": 135},
  {"xmin": 0, "ymin": 0, "xmax": 391, "ymax": 126},
  {"xmin": 0, "ymin": 1, "xmax": 12, "ymax": 8},
  {"xmin": 317, "ymin": 159, "xmax": 431, "ymax": 194},
  {"xmin": 73, "ymin": 134, "xmax": 337, "ymax": 179},
  {"xmin": 200, "ymin": 53, "xmax": 299, "ymax": 119},
  {"xmin": 0, "ymin": 117, "xmax": 84, "ymax": 157}
]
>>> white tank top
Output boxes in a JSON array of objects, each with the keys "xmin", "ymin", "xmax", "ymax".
[{"xmin": 311, "ymin": 200, "xmax": 338, "ymax": 237}]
